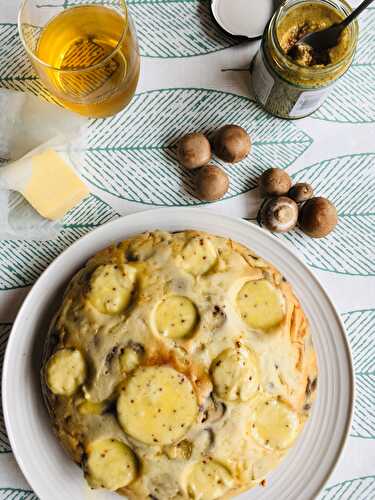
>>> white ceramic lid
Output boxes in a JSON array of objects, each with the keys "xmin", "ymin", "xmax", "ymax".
[{"xmin": 211, "ymin": 0, "xmax": 276, "ymax": 39}]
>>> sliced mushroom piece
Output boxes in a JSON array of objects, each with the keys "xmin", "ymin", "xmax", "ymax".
[
  {"xmin": 194, "ymin": 428, "xmax": 215, "ymax": 453},
  {"xmin": 200, "ymin": 394, "xmax": 226, "ymax": 424},
  {"xmin": 210, "ymin": 305, "xmax": 227, "ymax": 330},
  {"xmin": 164, "ymin": 439, "xmax": 193, "ymax": 460}
]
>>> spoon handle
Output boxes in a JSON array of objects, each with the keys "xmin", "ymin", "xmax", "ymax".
[{"xmin": 342, "ymin": 0, "xmax": 375, "ymax": 27}]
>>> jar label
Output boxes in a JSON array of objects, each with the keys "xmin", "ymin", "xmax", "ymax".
[
  {"xmin": 251, "ymin": 51, "xmax": 274, "ymax": 105},
  {"xmin": 290, "ymin": 87, "xmax": 331, "ymax": 118}
]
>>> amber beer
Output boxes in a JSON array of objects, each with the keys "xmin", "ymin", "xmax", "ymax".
[{"xmin": 19, "ymin": 1, "xmax": 140, "ymax": 117}]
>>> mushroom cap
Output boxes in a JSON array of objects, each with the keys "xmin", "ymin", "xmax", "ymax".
[
  {"xmin": 213, "ymin": 125, "xmax": 251, "ymax": 163},
  {"xmin": 299, "ymin": 197, "xmax": 337, "ymax": 238},
  {"xmin": 177, "ymin": 132, "xmax": 211, "ymax": 169},
  {"xmin": 260, "ymin": 196, "xmax": 298, "ymax": 233},
  {"xmin": 196, "ymin": 164, "xmax": 229, "ymax": 202},
  {"xmin": 288, "ymin": 183, "xmax": 314, "ymax": 203},
  {"xmin": 259, "ymin": 168, "xmax": 292, "ymax": 197}
]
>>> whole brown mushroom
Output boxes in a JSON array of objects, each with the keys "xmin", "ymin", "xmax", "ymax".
[
  {"xmin": 299, "ymin": 197, "xmax": 337, "ymax": 238},
  {"xmin": 288, "ymin": 183, "xmax": 314, "ymax": 203},
  {"xmin": 196, "ymin": 165, "xmax": 229, "ymax": 202},
  {"xmin": 260, "ymin": 196, "xmax": 298, "ymax": 233},
  {"xmin": 213, "ymin": 125, "xmax": 251, "ymax": 163},
  {"xmin": 259, "ymin": 168, "xmax": 292, "ymax": 197},
  {"xmin": 177, "ymin": 132, "xmax": 211, "ymax": 170}
]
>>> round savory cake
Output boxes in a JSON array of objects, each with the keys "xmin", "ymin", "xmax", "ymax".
[{"xmin": 41, "ymin": 230, "xmax": 317, "ymax": 499}]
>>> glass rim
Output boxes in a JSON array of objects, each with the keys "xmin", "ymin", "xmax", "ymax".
[
  {"xmin": 269, "ymin": 0, "xmax": 358, "ymax": 77},
  {"xmin": 17, "ymin": 0, "xmax": 129, "ymax": 74}
]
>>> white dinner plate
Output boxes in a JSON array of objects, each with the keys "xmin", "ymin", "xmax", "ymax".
[{"xmin": 2, "ymin": 208, "xmax": 354, "ymax": 500}]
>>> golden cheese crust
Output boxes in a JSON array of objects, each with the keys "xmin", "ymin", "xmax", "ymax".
[{"xmin": 41, "ymin": 230, "xmax": 317, "ymax": 499}]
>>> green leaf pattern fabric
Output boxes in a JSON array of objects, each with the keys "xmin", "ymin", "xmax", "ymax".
[
  {"xmin": 65, "ymin": 0, "xmax": 239, "ymax": 57},
  {"xmin": 314, "ymin": 8, "xmax": 375, "ymax": 123},
  {"xmin": 321, "ymin": 476, "xmax": 375, "ymax": 499},
  {"xmin": 0, "ymin": 489, "xmax": 38, "ymax": 500},
  {"xmin": 277, "ymin": 154, "xmax": 375, "ymax": 276},
  {"xmin": 0, "ymin": 195, "xmax": 119, "ymax": 290},
  {"xmin": 0, "ymin": 324, "xmax": 11, "ymax": 453},
  {"xmin": 82, "ymin": 88, "xmax": 312, "ymax": 205},
  {"xmin": 343, "ymin": 310, "xmax": 375, "ymax": 439}
]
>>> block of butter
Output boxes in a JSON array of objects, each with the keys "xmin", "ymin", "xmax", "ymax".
[{"xmin": 0, "ymin": 148, "xmax": 90, "ymax": 220}]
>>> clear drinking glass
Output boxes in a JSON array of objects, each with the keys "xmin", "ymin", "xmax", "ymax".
[{"xmin": 18, "ymin": 0, "xmax": 140, "ymax": 118}]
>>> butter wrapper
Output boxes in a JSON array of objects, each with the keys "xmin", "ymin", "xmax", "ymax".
[{"xmin": 0, "ymin": 90, "xmax": 89, "ymax": 240}]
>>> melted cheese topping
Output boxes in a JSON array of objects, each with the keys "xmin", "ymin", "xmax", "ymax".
[
  {"xmin": 180, "ymin": 237, "xmax": 217, "ymax": 275},
  {"xmin": 86, "ymin": 439, "xmax": 137, "ymax": 490},
  {"xmin": 46, "ymin": 349, "xmax": 86, "ymax": 396},
  {"xmin": 236, "ymin": 279, "xmax": 285, "ymax": 330},
  {"xmin": 155, "ymin": 295, "xmax": 198, "ymax": 339},
  {"xmin": 88, "ymin": 264, "xmax": 137, "ymax": 315},
  {"xmin": 251, "ymin": 396, "xmax": 299, "ymax": 450},
  {"xmin": 186, "ymin": 460, "xmax": 234, "ymax": 499},
  {"xmin": 117, "ymin": 366, "xmax": 198, "ymax": 445},
  {"xmin": 211, "ymin": 346, "xmax": 259, "ymax": 401},
  {"xmin": 43, "ymin": 230, "xmax": 317, "ymax": 499}
]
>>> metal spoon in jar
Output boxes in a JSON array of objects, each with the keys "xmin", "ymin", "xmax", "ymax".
[{"xmin": 296, "ymin": 0, "xmax": 374, "ymax": 51}]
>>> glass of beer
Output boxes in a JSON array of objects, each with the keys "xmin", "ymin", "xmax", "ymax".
[{"xmin": 18, "ymin": 0, "xmax": 140, "ymax": 118}]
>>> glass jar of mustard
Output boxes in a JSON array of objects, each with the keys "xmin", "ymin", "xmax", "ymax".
[{"xmin": 250, "ymin": 0, "xmax": 358, "ymax": 119}]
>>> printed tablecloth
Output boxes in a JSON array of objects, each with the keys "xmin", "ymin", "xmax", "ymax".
[{"xmin": 0, "ymin": 0, "xmax": 374, "ymax": 498}]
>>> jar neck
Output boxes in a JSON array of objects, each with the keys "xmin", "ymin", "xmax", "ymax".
[{"xmin": 264, "ymin": 0, "xmax": 358, "ymax": 87}]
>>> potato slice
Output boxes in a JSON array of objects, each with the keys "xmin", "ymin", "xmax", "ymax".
[
  {"xmin": 155, "ymin": 296, "xmax": 198, "ymax": 339},
  {"xmin": 88, "ymin": 264, "xmax": 137, "ymax": 315},
  {"xmin": 251, "ymin": 397, "xmax": 299, "ymax": 450},
  {"xmin": 86, "ymin": 439, "xmax": 137, "ymax": 491},
  {"xmin": 186, "ymin": 460, "xmax": 234, "ymax": 499},
  {"xmin": 211, "ymin": 346, "xmax": 259, "ymax": 401},
  {"xmin": 181, "ymin": 237, "xmax": 217, "ymax": 275},
  {"xmin": 236, "ymin": 279, "xmax": 285, "ymax": 330},
  {"xmin": 46, "ymin": 348, "xmax": 86, "ymax": 396},
  {"xmin": 117, "ymin": 366, "xmax": 198, "ymax": 445}
]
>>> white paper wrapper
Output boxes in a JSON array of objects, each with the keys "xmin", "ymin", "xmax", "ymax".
[{"xmin": 0, "ymin": 90, "xmax": 88, "ymax": 240}]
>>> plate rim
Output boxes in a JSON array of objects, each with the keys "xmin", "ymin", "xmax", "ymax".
[{"xmin": 2, "ymin": 207, "xmax": 354, "ymax": 500}]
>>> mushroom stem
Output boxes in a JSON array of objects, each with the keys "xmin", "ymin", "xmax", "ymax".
[
  {"xmin": 260, "ymin": 196, "xmax": 298, "ymax": 233},
  {"xmin": 275, "ymin": 206, "xmax": 294, "ymax": 224}
]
